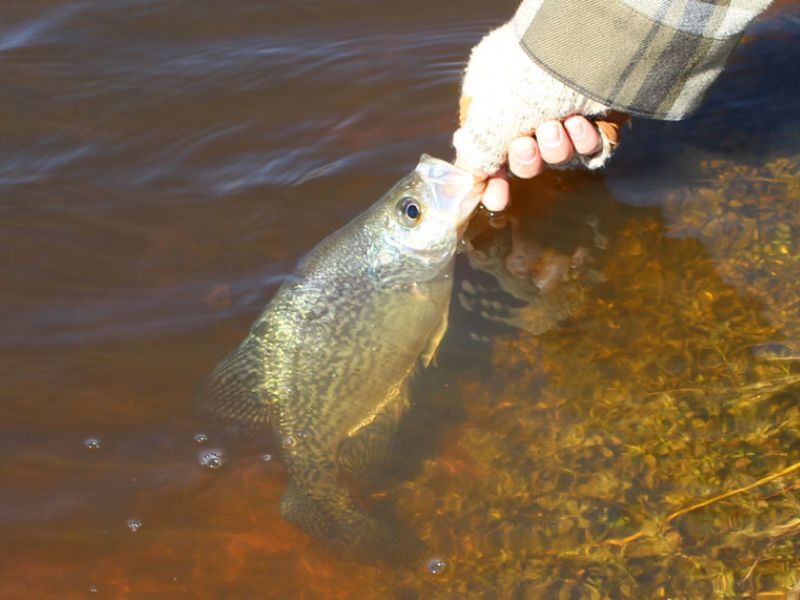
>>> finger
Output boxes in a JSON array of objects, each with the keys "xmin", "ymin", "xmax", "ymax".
[
  {"xmin": 508, "ymin": 137, "xmax": 544, "ymax": 179},
  {"xmin": 563, "ymin": 115, "xmax": 602, "ymax": 156},
  {"xmin": 535, "ymin": 121, "xmax": 574, "ymax": 165},
  {"xmin": 482, "ymin": 172, "xmax": 510, "ymax": 212},
  {"xmin": 454, "ymin": 152, "xmax": 488, "ymax": 180}
]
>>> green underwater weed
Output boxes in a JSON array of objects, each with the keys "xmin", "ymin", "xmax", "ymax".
[{"xmin": 383, "ymin": 154, "xmax": 800, "ymax": 598}]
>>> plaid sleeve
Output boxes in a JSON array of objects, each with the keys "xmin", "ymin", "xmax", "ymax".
[{"xmin": 512, "ymin": 0, "xmax": 773, "ymax": 120}]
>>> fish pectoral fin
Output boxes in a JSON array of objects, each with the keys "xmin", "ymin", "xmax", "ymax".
[
  {"xmin": 419, "ymin": 301, "xmax": 449, "ymax": 369},
  {"xmin": 279, "ymin": 483, "xmax": 337, "ymax": 540},
  {"xmin": 194, "ymin": 336, "xmax": 272, "ymax": 436},
  {"xmin": 338, "ymin": 384, "xmax": 409, "ymax": 477}
]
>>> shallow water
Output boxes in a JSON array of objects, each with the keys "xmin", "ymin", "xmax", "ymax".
[{"xmin": 1, "ymin": 1, "xmax": 798, "ymax": 597}]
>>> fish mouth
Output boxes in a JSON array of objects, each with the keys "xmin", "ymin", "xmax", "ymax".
[{"xmin": 415, "ymin": 155, "xmax": 483, "ymax": 226}]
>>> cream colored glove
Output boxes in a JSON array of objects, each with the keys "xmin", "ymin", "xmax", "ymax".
[{"xmin": 453, "ymin": 24, "xmax": 618, "ymax": 176}]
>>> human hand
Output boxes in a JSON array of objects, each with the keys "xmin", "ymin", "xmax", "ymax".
[
  {"xmin": 457, "ymin": 113, "xmax": 627, "ymax": 212},
  {"xmin": 453, "ymin": 24, "xmax": 626, "ymax": 211}
]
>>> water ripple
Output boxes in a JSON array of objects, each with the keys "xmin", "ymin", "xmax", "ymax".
[
  {"xmin": 0, "ymin": 266, "xmax": 292, "ymax": 349},
  {"xmin": 0, "ymin": 3, "xmax": 86, "ymax": 53}
]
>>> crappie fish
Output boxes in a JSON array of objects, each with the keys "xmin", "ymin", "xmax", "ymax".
[{"xmin": 196, "ymin": 155, "xmax": 481, "ymax": 556}]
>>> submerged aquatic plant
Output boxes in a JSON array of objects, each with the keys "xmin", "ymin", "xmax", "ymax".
[{"xmin": 376, "ymin": 154, "xmax": 800, "ymax": 598}]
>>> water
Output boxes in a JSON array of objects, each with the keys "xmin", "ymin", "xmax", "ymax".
[{"xmin": 1, "ymin": 0, "xmax": 798, "ymax": 597}]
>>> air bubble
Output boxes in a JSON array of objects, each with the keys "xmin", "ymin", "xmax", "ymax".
[
  {"xmin": 89, "ymin": 586, "xmax": 98, "ymax": 594},
  {"xmin": 84, "ymin": 438, "xmax": 102, "ymax": 450},
  {"xmin": 427, "ymin": 557, "xmax": 448, "ymax": 575},
  {"xmin": 262, "ymin": 453, "xmax": 273, "ymax": 462},
  {"xmin": 281, "ymin": 436, "xmax": 296, "ymax": 449},
  {"xmin": 193, "ymin": 433, "xmax": 208, "ymax": 445},
  {"xmin": 127, "ymin": 519, "xmax": 143, "ymax": 533},
  {"xmin": 198, "ymin": 449, "xmax": 225, "ymax": 470}
]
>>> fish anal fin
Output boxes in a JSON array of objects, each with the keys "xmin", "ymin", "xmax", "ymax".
[{"xmin": 279, "ymin": 483, "xmax": 422, "ymax": 562}]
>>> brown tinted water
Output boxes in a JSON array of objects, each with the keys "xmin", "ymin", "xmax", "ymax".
[{"xmin": 1, "ymin": 1, "xmax": 799, "ymax": 598}]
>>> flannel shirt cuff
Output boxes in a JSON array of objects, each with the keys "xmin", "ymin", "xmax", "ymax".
[{"xmin": 512, "ymin": 0, "xmax": 772, "ymax": 120}]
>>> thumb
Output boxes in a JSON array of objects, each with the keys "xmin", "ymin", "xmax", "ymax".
[{"xmin": 459, "ymin": 95, "xmax": 472, "ymax": 128}]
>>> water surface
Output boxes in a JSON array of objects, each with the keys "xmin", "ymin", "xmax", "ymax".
[{"xmin": 1, "ymin": 1, "xmax": 799, "ymax": 597}]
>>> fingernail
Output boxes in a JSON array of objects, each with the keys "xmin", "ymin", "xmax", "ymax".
[
  {"xmin": 566, "ymin": 119, "xmax": 585, "ymax": 140},
  {"xmin": 537, "ymin": 122, "xmax": 562, "ymax": 148},
  {"xmin": 510, "ymin": 138, "xmax": 536, "ymax": 165}
]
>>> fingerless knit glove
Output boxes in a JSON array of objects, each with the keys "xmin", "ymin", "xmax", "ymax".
[{"xmin": 453, "ymin": 24, "xmax": 615, "ymax": 175}]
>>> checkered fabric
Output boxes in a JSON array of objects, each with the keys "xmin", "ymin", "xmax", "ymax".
[{"xmin": 512, "ymin": 0, "xmax": 773, "ymax": 119}]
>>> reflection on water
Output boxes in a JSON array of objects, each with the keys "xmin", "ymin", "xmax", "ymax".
[{"xmin": 1, "ymin": 0, "xmax": 798, "ymax": 597}]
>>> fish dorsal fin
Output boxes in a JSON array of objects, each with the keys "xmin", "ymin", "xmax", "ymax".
[{"xmin": 194, "ymin": 336, "xmax": 272, "ymax": 436}]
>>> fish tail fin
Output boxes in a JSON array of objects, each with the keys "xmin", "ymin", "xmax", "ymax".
[
  {"xmin": 194, "ymin": 336, "xmax": 271, "ymax": 436},
  {"xmin": 279, "ymin": 483, "xmax": 422, "ymax": 563}
]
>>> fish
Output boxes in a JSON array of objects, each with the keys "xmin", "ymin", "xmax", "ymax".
[{"xmin": 195, "ymin": 155, "xmax": 481, "ymax": 557}]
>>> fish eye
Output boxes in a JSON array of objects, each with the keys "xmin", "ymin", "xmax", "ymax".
[{"xmin": 397, "ymin": 197, "xmax": 422, "ymax": 227}]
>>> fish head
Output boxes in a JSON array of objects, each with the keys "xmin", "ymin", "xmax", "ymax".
[{"xmin": 371, "ymin": 155, "xmax": 482, "ymax": 278}]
